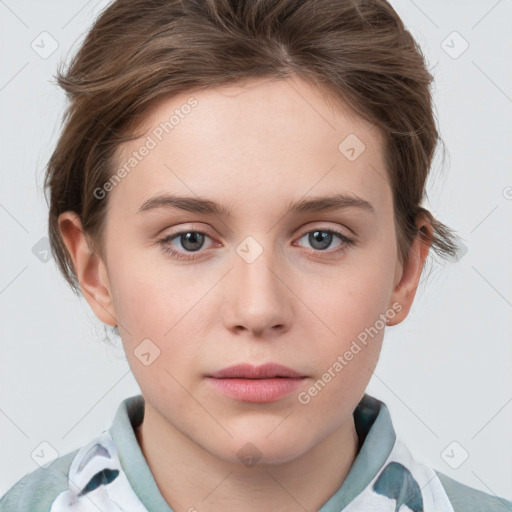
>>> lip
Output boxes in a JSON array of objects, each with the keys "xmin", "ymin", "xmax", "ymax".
[
  {"xmin": 208, "ymin": 363, "xmax": 305, "ymax": 379},
  {"xmin": 206, "ymin": 363, "xmax": 307, "ymax": 403}
]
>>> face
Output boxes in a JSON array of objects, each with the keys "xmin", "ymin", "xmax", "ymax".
[{"xmin": 79, "ymin": 76, "xmax": 408, "ymax": 464}]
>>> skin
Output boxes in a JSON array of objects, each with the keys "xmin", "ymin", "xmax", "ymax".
[{"xmin": 59, "ymin": 75, "xmax": 432, "ymax": 511}]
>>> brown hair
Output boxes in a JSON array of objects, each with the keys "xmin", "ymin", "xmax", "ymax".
[{"xmin": 45, "ymin": 0, "xmax": 459, "ymax": 296}]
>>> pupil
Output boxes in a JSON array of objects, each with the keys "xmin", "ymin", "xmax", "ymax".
[
  {"xmin": 310, "ymin": 230, "xmax": 331, "ymax": 250},
  {"xmin": 182, "ymin": 232, "xmax": 204, "ymax": 251}
]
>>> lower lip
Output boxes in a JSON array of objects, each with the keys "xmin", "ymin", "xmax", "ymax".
[{"xmin": 206, "ymin": 377, "xmax": 306, "ymax": 403}]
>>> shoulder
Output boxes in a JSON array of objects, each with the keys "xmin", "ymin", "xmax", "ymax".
[
  {"xmin": 0, "ymin": 396, "xmax": 145, "ymax": 512},
  {"xmin": 435, "ymin": 470, "xmax": 512, "ymax": 512},
  {"xmin": 0, "ymin": 449, "xmax": 78, "ymax": 512}
]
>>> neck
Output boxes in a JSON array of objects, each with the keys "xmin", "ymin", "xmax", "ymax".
[{"xmin": 135, "ymin": 402, "xmax": 360, "ymax": 512}]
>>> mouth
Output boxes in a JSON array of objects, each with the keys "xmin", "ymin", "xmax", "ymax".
[
  {"xmin": 208, "ymin": 362, "xmax": 306, "ymax": 379},
  {"xmin": 206, "ymin": 363, "xmax": 308, "ymax": 403}
]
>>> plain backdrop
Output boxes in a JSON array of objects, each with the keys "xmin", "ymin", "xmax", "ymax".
[{"xmin": 1, "ymin": 0, "xmax": 511, "ymax": 501}]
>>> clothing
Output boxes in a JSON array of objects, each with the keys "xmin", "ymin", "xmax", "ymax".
[{"xmin": 1, "ymin": 394, "xmax": 510, "ymax": 511}]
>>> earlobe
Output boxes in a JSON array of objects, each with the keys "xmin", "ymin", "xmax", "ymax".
[
  {"xmin": 387, "ymin": 215, "xmax": 433, "ymax": 326},
  {"xmin": 58, "ymin": 211, "xmax": 118, "ymax": 327}
]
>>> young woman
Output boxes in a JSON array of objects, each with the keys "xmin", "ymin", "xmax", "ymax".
[{"xmin": 1, "ymin": 0, "xmax": 510, "ymax": 510}]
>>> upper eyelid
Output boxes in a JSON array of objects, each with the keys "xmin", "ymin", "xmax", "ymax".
[{"xmin": 296, "ymin": 225, "xmax": 353, "ymax": 238}]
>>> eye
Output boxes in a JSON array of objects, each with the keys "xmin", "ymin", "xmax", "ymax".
[
  {"xmin": 294, "ymin": 228, "xmax": 354, "ymax": 257},
  {"xmin": 158, "ymin": 229, "xmax": 215, "ymax": 261}
]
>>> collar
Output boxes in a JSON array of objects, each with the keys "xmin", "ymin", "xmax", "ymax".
[
  {"xmin": 108, "ymin": 392, "xmax": 396, "ymax": 511},
  {"xmin": 320, "ymin": 393, "xmax": 396, "ymax": 510}
]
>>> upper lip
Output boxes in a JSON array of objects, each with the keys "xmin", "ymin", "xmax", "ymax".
[{"xmin": 208, "ymin": 363, "xmax": 305, "ymax": 379}]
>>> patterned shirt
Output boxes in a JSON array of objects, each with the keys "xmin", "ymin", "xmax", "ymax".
[{"xmin": 1, "ymin": 393, "xmax": 510, "ymax": 511}]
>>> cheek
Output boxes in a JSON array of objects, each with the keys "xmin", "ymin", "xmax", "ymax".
[
  {"xmin": 295, "ymin": 327, "xmax": 383, "ymax": 439},
  {"xmin": 311, "ymin": 255, "xmax": 395, "ymax": 339},
  {"xmin": 107, "ymin": 248, "xmax": 175, "ymax": 339},
  {"xmin": 297, "ymin": 271, "xmax": 389, "ymax": 417},
  {"xmin": 108, "ymin": 253, "xmax": 213, "ymax": 363},
  {"xmin": 298, "ymin": 249, "xmax": 394, "ymax": 391}
]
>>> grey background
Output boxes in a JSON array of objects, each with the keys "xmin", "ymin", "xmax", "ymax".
[{"xmin": 1, "ymin": 0, "xmax": 511, "ymax": 500}]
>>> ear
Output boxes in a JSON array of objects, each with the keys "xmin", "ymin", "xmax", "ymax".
[
  {"xmin": 387, "ymin": 213, "xmax": 433, "ymax": 326},
  {"xmin": 58, "ymin": 211, "xmax": 118, "ymax": 327}
]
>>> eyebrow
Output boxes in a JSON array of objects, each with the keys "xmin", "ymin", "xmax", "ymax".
[{"xmin": 136, "ymin": 192, "xmax": 375, "ymax": 217}]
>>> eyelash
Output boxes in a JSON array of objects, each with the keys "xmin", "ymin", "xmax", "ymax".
[{"xmin": 158, "ymin": 227, "xmax": 354, "ymax": 261}]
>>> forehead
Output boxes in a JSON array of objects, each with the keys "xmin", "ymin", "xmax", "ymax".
[
  {"xmin": 109, "ymin": 75, "xmax": 390, "ymax": 215},
  {"xmin": 135, "ymin": 75, "xmax": 384, "ymax": 151}
]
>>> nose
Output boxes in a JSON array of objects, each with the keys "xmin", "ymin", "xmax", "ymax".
[{"xmin": 220, "ymin": 238, "xmax": 292, "ymax": 338}]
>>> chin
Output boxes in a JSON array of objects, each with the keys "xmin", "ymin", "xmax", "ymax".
[{"xmin": 209, "ymin": 431, "xmax": 311, "ymax": 468}]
